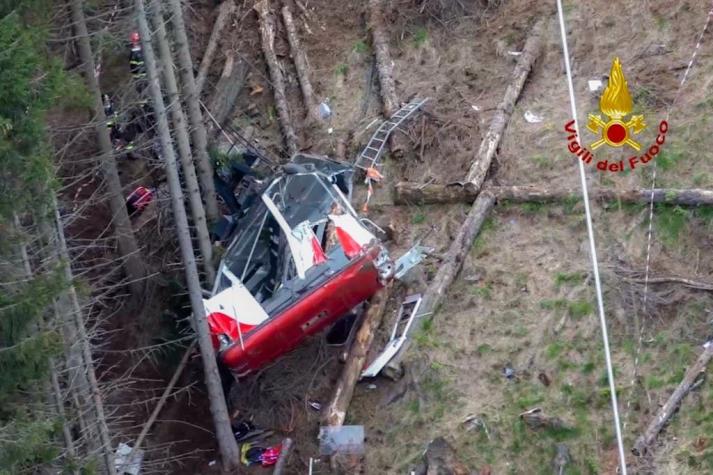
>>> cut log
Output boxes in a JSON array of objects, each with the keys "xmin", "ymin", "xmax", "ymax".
[
  {"xmin": 196, "ymin": 0, "xmax": 236, "ymax": 96},
  {"xmin": 394, "ymin": 184, "xmax": 713, "ymax": 207},
  {"xmin": 367, "ymin": 0, "xmax": 398, "ymax": 117},
  {"xmin": 367, "ymin": 0, "xmax": 409, "ymax": 157},
  {"xmin": 281, "ymin": 4, "xmax": 318, "ymax": 121},
  {"xmin": 255, "ymin": 0, "xmax": 299, "ymax": 156},
  {"xmin": 465, "ymin": 18, "xmax": 547, "ymax": 187},
  {"xmin": 206, "ymin": 54, "xmax": 247, "ymax": 137},
  {"xmin": 322, "ymin": 286, "xmax": 391, "ymax": 426},
  {"xmin": 632, "ymin": 341, "xmax": 713, "ymax": 456}
]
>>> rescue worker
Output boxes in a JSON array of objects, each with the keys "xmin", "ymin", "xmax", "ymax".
[
  {"xmin": 129, "ymin": 31, "xmax": 147, "ymax": 93},
  {"xmin": 213, "ymin": 149, "xmax": 260, "ymax": 215},
  {"xmin": 102, "ymin": 94, "xmax": 122, "ymax": 144}
]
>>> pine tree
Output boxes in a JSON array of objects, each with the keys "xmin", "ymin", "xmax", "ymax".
[
  {"xmin": 135, "ymin": 0, "xmax": 241, "ymax": 468},
  {"xmin": 149, "ymin": 0, "xmax": 215, "ymax": 285},
  {"xmin": 166, "ymin": 0, "xmax": 221, "ymax": 224},
  {"xmin": 0, "ymin": 8, "xmax": 76, "ymax": 471}
]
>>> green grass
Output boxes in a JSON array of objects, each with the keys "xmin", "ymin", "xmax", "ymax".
[
  {"xmin": 522, "ymin": 202, "xmax": 546, "ymax": 214},
  {"xmin": 353, "ymin": 40, "xmax": 368, "ymax": 54},
  {"xmin": 412, "ymin": 27, "xmax": 429, "ymax": 47},
  {"xmin": 554, "ymin": 271, "xmax": 586, "ymax": 289},
  {"xmin": 476, "ymin": 343, "xmax": 493, "ymax": 356},
  {"xmin": 645, "ymin": 375, "xmax": 667, "ymax": 390},
  {"xmin": 335, "ymin": 63, "xmax": 348, "ymax": 76},
  {"xmin": 471, "ymin": 216, "xmax": 495, "ymax": 255},
  {"xmin": 411, "ymin": 212, "xmax": 426, "ymax": 224},
  {"xmin": 472, "ymin": 284, "xmax": 492, "ymax": 300},
  {"xmin": 546, "ymin": 341, "xmax": 565, "ymax": 360},
  {"xmin": 656, "ymin": 205, "xmax": 689, "ymax": 245},
  {"xmin": 568, "ymin": 300, "xmax": 594, "ymax": 320},
  {"xmin": 531, "ymin": 154, "xmax": 549, "ymax": 169},
  {"xmin": 655, "ymin": 147, "xmax": 685, "ymax": 171},
  {"xmin": 540, "ymin": 298, "xmax": 567, "ymax": 310}
]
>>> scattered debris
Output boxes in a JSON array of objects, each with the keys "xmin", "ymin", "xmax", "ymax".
[
  {"xmin": 462, "ymin": 414, "xmax": 490, "ymax": 438},
  {"xmin": 361, "ymin": 294, "xmax": 422, "ymax": 378},
  {"xmin": 519, "ymin": 408, "xmax": 572, "ymax": 431},
  {"xmin": 508, "ymin": 50, "xmax": 523, "ymax": 56},
  {"xmin": 394, "ymin": 246, "xmax": 432, "ymax": 280},
  {"xmin": 524, "ymin": 110, "xmax": 544, "ymax": 123},
  {"xmin": 240, "ymin": 441, "xmax": 282, "ymax": 467},
  {"xmin": 319, "ymin": 101, "xmax": 332, "ymax": 120},
  {"xmin": 114, "ymin": 442, "xmax": 143, "ymax": 475},
  {"xmin": 503, "ymin": 365, "xmax": 515, "ymax": 380},
  {"xmin": 552, "ymin": 443, "xmax": 571, "ymax": 475},
  {"xmin": 538, "ymin": 371, "xmax": 552, "ymax": 387},
  {"xmin": 588, "ymin": 79, "xmax": 604, "ymax": 92},
  {"xmin": 308, "ymin": 401, "xmax": 322, "ymax": 411},
  {"xmin": 318, "ymin": 425, "xmax": 365, "ymax": 456}
]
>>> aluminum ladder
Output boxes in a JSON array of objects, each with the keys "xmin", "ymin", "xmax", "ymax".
[{"xmin": 354, "ymin": 97, "xmax": 429, "ymax": 171}]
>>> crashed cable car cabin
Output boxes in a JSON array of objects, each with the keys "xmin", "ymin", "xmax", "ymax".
[{"xmin": 204, "ymin": 155, "xmax": 393, "ymax": 377}]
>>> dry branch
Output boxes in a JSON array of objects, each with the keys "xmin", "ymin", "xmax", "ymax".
[
  {"xmin": 394, "ymin": 184, "xmax": 713, "ymax": 206},
  {"xmin": 125, "ymin": 341, "xmax": 196, "ymax": 468},
  {"xmin": 464, "ymin": 17, "xmax": 546, "ymax": 187},
  {"xmin": 322, "ymin": 286, "xmax": 391, "ymax": 427},
  {"xmin": 281, "ymin": 4, "xmax": 318, "ymax": 121},
  {"xmin": 206, "ymin": 54, "xmax": 247, "ymax": 137},
  {"xmin": 255, "ymin": 0, "xmax": 299, "ymax": 155},
  {"xmin": 195, "ymin": 0, "xmax": 236, "ymax": 96},
  {"xmin": 632, "ymin": 342, "xmax": 713, "ymax": 456},
  {"xmin": 272, "ymin": 437, "xmax": 293, "ymax": 475}
]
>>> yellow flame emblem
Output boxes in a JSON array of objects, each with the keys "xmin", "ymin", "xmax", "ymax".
[{"xmin": 587, "ymin": 57, "xmax": 646, "ymax": 150}]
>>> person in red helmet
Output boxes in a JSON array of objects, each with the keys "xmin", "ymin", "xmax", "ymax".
[{"xmin": 129, "ymin": 31, "xmax": 147, "ymax": 91}]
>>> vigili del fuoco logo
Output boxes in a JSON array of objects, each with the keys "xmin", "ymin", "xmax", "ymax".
[{"xmin": 564, "ymin": 57, "xmax": 669, "ymax": 172}]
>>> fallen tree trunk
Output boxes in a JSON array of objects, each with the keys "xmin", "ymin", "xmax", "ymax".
[
  {"xmin": 255, "ymin": 0, "xmax": 299, "ymax": 156},
  {"xmin": 206, "ymin": 54, "xmax": 247, "ymax": 137},
  {"xmin": 632, "ymin": 341, "xmax": 713, "ymax": 456},
  {"xmin": 394, "ymin": 184, "xmax": 713, "ymax": 206},
  {"xmin": 281, "ymin": 4, "xmax": 318, "ymax": 121},
  {"xmin": 418, "ymin": 191, "xmax": 495, "ymax": 318},
  {"xmin": 367, "ymin": 0, "xmax": 410, "ymax": 156},
  {"xmin": 195, "ymin": 0, "xmax": 236, "ymax": 96},
  {"xmin": 322, "ymin": 286, "xmax": 391, "ymax": 426},
  {"xmin": 367, "ymin": 0, "xmax": 398, "ymax": 116},
  {"xmin": 465, "ymin": 17, "xmax": 546, "ymax": 187}
]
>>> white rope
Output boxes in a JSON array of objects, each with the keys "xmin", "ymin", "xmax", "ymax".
[
  {"xmin": 555, "ymin": 2, "xmax": 628, "ymax": 474},
  {"xmin": 625, "ymin": 0, "xmax": 713, "ymax": 429}
]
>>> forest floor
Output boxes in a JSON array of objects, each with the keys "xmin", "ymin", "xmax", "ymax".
[{"xmin": 71, "ymin": 0, "xmax": 713, "ymax": 473}]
